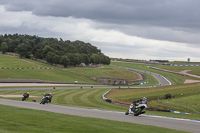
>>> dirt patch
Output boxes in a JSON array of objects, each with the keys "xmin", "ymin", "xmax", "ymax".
[
  {"xmin": 180, "ymin": 70, "xmax": 192, "ymax": 74},
  {"xmin": 0, "ymin": 95, "xmax": 39, "ymax": 98},
  {"xmin": 184, "ymin": 79, "xmax": 200, "ymax": 84},
  {"xmin": 135, "ymin": 72, "xmax": 143, "ymax": 80}
]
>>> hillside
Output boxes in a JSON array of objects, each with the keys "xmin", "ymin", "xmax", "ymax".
[{"xmin": 0, "ymin": 54, "xmax": 139, "ymax": 84}]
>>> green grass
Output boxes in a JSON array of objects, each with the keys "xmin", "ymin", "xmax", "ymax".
[
  {"xmin": 152, "ymin": 64, "xmax": 200, "ymax": 74},
  {"xmin": 0, "ymin": 69, "xmax": 97, "ymax": 83},
  {"xmin": 188, "ymin": 69, "xmax": 200, "ymax": 76},
  {"xmin": 0, "ymin": 54, "xmax": 140, "ymax": 83},
  {"xmin": 0, "ymin": 85, "xmax": 111, "ymax": 89},
  {"xmin": 106, "ymin": 83, "xmax": 200, "ymax": 114},
  {"xmin": 0, "ymin": 88, "xmax": 126, "ymax": 111},
  {"xmin": 159, "ymin": 94, "xmax": 200, "ymax": 113},
  {"xmin": 0, "ymin": 105, "xmax": 187, "ymax": 133},
  {"xmin": 0, "ymin": 54, "xmax": 55, "ymax": 68},
  {"xmin": 0, "ymin": 54, "xmax": 40, "ymax": 68},
  {"xmin": 1, "ymin": 55, "xmax": 200, "ymax": 121},
  {"xmin": 1, "ymin": 87, "xmax": 200, "ymax": 121},
  {"xmin": 67, "ymin": 66, "xmax": 138, "ymax": 80}
]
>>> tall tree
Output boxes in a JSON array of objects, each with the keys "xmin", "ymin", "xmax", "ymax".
[
  {"xmin": 15, "ymin": 43, "xmax": 31, "ymax": 58},
  {"xmin": 59, "ymin": 55, "xmax": 70, "ymax": 67},
  {"xmin": 1, "ymin": 42, "xmax": 8, "ymax": 54},
  {"xmin": 45, "ymin": 52, "xmax": 55, "ymax": 63}
]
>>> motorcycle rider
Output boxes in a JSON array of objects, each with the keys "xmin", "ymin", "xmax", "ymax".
[
  {"xmin": 43, "ymin": 92, "xmax": 53, "ymax": 103},
  {"xmin": 125, "ymin": 97, "xmax": 147, "ymax": 115},
  {"xmin": 132, "ymin": 97, "xmax": 147, "ymax": 111},
  {"xmin": 23, "ymin": 92, "xmax": 30, "ymax": 99}
]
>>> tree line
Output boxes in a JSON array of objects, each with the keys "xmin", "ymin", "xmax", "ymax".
[{"xmin": 0, "ymin": 34, "xmax": 110, "ymax": 67}]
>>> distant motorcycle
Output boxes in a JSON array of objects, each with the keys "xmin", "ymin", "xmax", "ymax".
[
  {"xmin": 40, "ymin": 96, "xmax": 48, "ymax": 104},
  {"xmin": 125, "ymin": 102, "xmax": 147, "ymax": 116},
  {"xmin": 40, "ymin": 94, "xmax": 52, "ymax": 104},
  {"xmin": 22, "ymin": 93, "xmax": 29, "ymax": 101}
]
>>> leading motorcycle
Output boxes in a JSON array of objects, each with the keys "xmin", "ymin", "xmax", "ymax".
[{"xmin": 125, "ymin": 102, "xmax": 147, "ymax": 116}]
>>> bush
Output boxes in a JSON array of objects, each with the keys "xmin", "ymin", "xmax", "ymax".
[{"xmin": 164, "ymin": 94, "xmax": 172, "ymax": 99}]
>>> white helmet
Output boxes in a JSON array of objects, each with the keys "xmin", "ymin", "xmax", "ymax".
[{"xmin": 143, "ymin": 97, "xmax": 147, "ymax": 100}]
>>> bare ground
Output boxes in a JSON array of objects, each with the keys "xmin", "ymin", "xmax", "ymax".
[
  {"xmin": 184, "ymin": 79, "xmax": 200, "ymax": 84},
  {"xmin": 180, "ymin": 70, "xmax": 200, "ymax": 84}
]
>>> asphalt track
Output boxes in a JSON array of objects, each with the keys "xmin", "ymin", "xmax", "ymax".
[{"xmin": 0, "ymin": 99, "xmax": 200, "ymax": 133}]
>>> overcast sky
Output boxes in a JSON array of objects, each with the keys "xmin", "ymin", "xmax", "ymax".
[{"xmin": 1, "ymin": 0, "xmax": 200, "ymax": 62}]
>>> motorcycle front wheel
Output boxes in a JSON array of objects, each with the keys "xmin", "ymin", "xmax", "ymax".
[
  {"xmin": 22, "ymin": 97, "xmax": 26, "ymax": 101},
  {"xmin": 134, "ymin": 108, "xmax": 142, "ymax": 116},
  {"xmin": 125, "ymin": 110, "xmax": 129, "ymax": 115}
]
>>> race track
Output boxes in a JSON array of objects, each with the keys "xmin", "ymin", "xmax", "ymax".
[{"xmin": 0, "ymin": 99, "xmax": 200, "ymax": 133}]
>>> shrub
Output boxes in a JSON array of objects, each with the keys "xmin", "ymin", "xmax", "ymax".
[{"xmin": 164, "ymin": 94, "xmax": 172, "ymax": 99}]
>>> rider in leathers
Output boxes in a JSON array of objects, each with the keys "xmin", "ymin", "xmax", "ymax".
[
  {"xmin": 43, "ymin": 92, "xmax": 53, "ymax": 103},
  {"xmin": 132, "ymin": 97, "xmax": 147, "ymax": 111}
]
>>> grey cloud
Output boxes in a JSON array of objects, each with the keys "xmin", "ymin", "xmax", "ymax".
[
  {"xmin": 1, "ymin": 0, "xmax": 200, "ymax": 58},
  {"xmin": 1, "ymin": 0, "xmax": 200, "ymax": 29},
  {"xmin": 0, "ymin": 0, "xmax": 37, "ymax": 11},
  {"xmin": 1, "ymin": 0, "xmax": 200, "ymax": 45},
  {"xmin": 34, "ymin": 0, "xmax": 200, "ymax": 30},
  {"xmin": 0, "ymin": 24, "xmax": 62, "ymax": 40},
  {"xmin": 106, "ymin": 25, "xmax": 200, "ymax": 45}
]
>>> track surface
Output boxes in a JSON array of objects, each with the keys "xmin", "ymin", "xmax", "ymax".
[{"xmin": 0, "ymin": 99, "xmax": 200, "ymax": 133}]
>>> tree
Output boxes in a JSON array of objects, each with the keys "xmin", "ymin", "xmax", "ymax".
[
  {"xmin": 67, "ymin": 53, "xmax": 79, "ymax": 66},
  {"xmin": 1, "ymin": 42, "xmax": 8, "ymax": 54},
  {"xmin": 80, "ymin": 54, "xmax": 90, "ymax": 64},
  {"xmin": 53, "ymin": 54, "xmax": 60, "ymax": 64},
  {"xmin": 15, "ymin": 43, "xmax": 31, "ymax": 58},
  {"xmin": 42, "ymin": 45, "xmax": 53, "ymax": 59},
  {"xmin": 45, "ymin": 52, "xmax": 55, "ymax": 63},
  {"xmin": 59, "ymin": 55, "xmax": 70, "ymax": 67},
  {"xmin": 100, "ymin": 54, "xmax": 110, "ymax": 65},
  {"xmin": 90, "ymin": 54, "xmax": 101, "ymax": 64}
]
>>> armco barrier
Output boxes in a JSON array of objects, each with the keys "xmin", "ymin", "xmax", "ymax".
[
  {"xmin": 139, "ymin": 81, "xmax": 148, "ymax": 85},
  {"xmin": 102, "ymin": 89, "xmax": 112, "ymax": 103}
]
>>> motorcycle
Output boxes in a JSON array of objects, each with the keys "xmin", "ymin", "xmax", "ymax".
[
  {"xmin": 125, "ymin": 102, "xmax": 147, "ymax": 116},
  {"xmin": 40, "ymin": 95, "xmax": 52, "ymax": 104},
  {"xmin": 22, "ymin": 94, "xmax": 29, "ymax": 101},
  {"xmin": 40, "ymin": 96, "xmax": 48, "ymax": 104}
]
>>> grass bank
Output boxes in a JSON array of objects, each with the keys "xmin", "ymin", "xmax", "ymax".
[
  {"xmin": 106, "ymin": 83, "xmax": 200, "ymax": 114},
  {"xmin": 0, "ymin": 54, "xmax": 139, "ymax": 83}
]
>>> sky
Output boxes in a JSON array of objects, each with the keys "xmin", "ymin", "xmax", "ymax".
[{"xmin": 0, "ymin": 0, "xmax": 200, "ymax": 62}]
